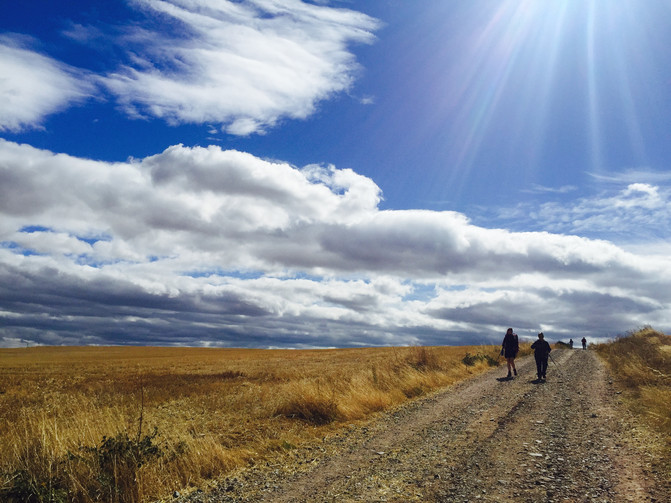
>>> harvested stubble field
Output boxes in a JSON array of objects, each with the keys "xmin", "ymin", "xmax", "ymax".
[{"xmin": 0, "ymin": 343, "xmax": 514, "ymax": 502}]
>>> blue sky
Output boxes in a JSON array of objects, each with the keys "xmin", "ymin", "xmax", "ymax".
[{"xmin": 1, "ymin": 0, "xmax": 671, "ymax": 348}]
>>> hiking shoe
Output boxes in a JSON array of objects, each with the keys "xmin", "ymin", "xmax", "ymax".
[
  {"xmin": 507, "ymin": 371, "xmax": 512, "ymax": 378},
  {"xmin": 513, "ymin": 369, "xmax": 517, "ymax": 376}
]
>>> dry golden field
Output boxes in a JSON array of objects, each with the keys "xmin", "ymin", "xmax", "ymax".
[
  {"xmin": 0, "ymin": 343, "xmax": 509, "ymax": 502},
  {"xmin": 594, "ymin": 327, "xmax": 671, "ymax": 459}
]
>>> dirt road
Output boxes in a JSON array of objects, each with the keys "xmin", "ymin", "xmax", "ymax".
[{"xmin": 178, "ymin": 350, "xmax": 666, "ymax": 502}]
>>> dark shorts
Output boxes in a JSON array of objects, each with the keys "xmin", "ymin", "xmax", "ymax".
[{"xmin": 504, "ymin": 348, "xmax": 517, "ymax": 359}]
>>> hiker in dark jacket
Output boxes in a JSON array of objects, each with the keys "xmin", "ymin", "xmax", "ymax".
[
  {"xmin": 501, "ymin": 328, "xmax": 519, "ymax": 378},
  {"xmin": 531, "ymin": 332, "xmax": 551, "ymax": 380}
]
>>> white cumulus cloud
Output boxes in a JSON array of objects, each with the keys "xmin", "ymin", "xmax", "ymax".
[{"xmin": 1, "ymin": 139, "xmax": 670, "ymax": 348}]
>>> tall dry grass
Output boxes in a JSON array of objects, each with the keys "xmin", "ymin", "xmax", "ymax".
[
  {"xmin": 593, "ymin": 327, "xmax": 671, "ymax": 457},
  {"xmin": 0, "ymin": 344, "xmax": 501, "ymax": 502}
]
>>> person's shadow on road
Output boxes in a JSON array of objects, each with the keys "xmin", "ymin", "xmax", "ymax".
[{"xmin": 496, "ymin": 376, "xmax": 514, "ymax": 382}]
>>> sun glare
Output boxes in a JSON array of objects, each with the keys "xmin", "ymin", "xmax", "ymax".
[{"xmin": 412, "ymin": 0, "xmax": 667, "ymax": 196}]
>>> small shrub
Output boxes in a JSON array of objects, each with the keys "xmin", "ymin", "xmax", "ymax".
[
  {"xmin": 483, "ymin": 354, "xmax": 499, "ymax": 367},
  {"xmin": 1, "ymin": 468, "xmax": 69, "ymax": 503},
  {"xmin": 462, "ymin": 352, "xmax": 499, "ymax": 367},
  {"xmin": 1, "ymin": 429, "xmax": 162, "ymax": 503},
  {"xmin": 462, "ymin": 353, "xmax": 478, "ymax": 366},
  {"xmin": 76, "ymin": 428, "xmax": 162, "ymax": 503},
  {"xmin": 0, "ymin": 436, "xmax": 70, "ymax": 503}
]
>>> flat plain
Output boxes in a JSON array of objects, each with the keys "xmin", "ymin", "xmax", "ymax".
[
  {"xmin": 0, "ymin": 344, "xmax": 504, "ymax": 502},
  {"xmin": 2, "ymin": 329, "xmax": 667, "ymax": 502}
]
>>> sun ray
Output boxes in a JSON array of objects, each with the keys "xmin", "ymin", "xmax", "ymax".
[{"xmin": 586, "ymin": 0, "xmax": 604, "ymax": 173}]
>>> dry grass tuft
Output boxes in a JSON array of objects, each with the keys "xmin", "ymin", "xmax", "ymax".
[
  {"xmin": 274, "ymin": 379, "xmax": 340, "ymax": 425},
  {"xmin": 0, "ymin": 344, "xmax": 502, "ymax": 502}
]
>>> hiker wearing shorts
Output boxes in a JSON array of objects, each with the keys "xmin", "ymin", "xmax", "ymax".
[
  {"xmin": 531, "ymin": 332, "xmax": 551, "ymax": 380},
  {"xmin": 501, "ymin": 328, "xmax": 519, "ymax": 378}
]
